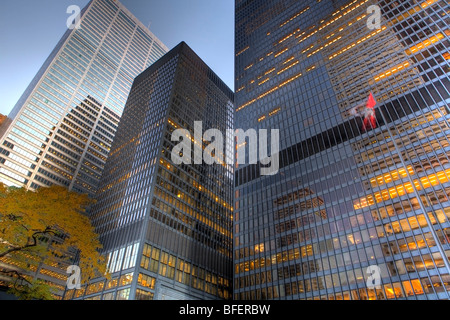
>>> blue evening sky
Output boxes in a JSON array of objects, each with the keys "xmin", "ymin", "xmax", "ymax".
[{"xmin": 0, "ymin": 0, "xmax": 234, "ymax": 116}]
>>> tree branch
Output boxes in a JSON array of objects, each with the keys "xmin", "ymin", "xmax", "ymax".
[
  {"xmin": 0, "ymin": 269, "xmax": 31, "ymax": 291},
  {"xmin": 0, "ymin": 228, "xmax": 57, "ymax": 258}
]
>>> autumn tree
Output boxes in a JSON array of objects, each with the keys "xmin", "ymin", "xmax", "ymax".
[{"xmin": 0, "ymin": 183, "xmax": 108, "ymax": 299}]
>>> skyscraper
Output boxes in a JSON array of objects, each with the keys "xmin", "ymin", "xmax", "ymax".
[
  {"xmin": 65, "ymin": 42, "xmax": 234, "ymax": 300},
  {"xmin": 0, "ymin": 0, "xmax": 168, "ymax": 299},
  {"xmin": 234, "ymin": 0, "xmax": 450, "ymax": 300},
  {"xmin": 0, "ymin": 0, "xmax": 168, "ymax": 196}
]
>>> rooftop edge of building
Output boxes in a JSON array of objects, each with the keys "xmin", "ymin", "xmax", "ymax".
[
  {"xmin": 134, "ymin": 41, "xmax": 235, "ymax": 102},
  {"xmin": 111, "ymin": 0, "xmax": 169, "ymax": 52}
]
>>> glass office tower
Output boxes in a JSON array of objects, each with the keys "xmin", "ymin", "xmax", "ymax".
[
  {"xmin": 234, "ymin": 0, "xmax": 450, "ymax": 300},
  {"xmin": 65, "ymin": 42, "xmax": 234, "ymax": 300},
  {"xmin": 0, "ymin": 0, "xmax": 168, "ymax": 299},
  {"xmin": 0, "ymin": 0, "xmax": 168, "ymax": 197}
]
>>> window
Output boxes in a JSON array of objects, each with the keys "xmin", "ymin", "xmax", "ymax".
[
  {"xmin": 402, "ymin": 279, "xmax": 423, "ymax": 296},
  {"xmin": 102, "ymin": 292, "xmax": 115, "ymax": 300},
  {"xmin": 119, "ymin": 273, "xmax": 133, "ymax": 287},
  {"xmin": 135, "ymin": 289, "xmax": 154, "ymax": 300},
  {"xmin": 137, "ymin": 273, "xmax": 155, "ymax": 289},
  {"xmin": 116, "ymin": 288, "xmax": 130, "ymax": 300}
]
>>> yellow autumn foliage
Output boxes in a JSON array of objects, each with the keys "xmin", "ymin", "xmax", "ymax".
[{"xmin": 0, "ymin": 183, "xmax": 108, "ymax": 284}]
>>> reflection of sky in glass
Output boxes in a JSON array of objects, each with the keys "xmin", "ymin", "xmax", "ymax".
[{"xmin": 0, "ymin": 0, "xmax": 234, "ymax": 116}]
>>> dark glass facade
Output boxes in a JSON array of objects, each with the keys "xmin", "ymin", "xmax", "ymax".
[
  {"xmin": 234, "ymin": 0, "xmax": 450, "ymax": 299},
  {"xmin": 65, "ymin": 42, "xmax": 234, "ymax": 300}
]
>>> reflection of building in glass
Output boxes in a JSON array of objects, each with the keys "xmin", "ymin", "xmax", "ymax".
[
  {"xmin": 65, "ymin": 42, "xmax": 234, "ymax": 300},
  {"xmin": 50, "ymin": 96, "xmax": 120, "ymax": 196},
  {"xmin": 0, "ymin": 0, "xmax": 167, "ymax": 193},
  {"xmin": 235, "ymin": 0, "xmax": 450, "ymax": 300}
]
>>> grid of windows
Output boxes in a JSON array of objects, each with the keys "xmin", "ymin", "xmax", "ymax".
[
  {"xmin": 235, "ymin": 0, "xmax": 450, "ymax": 300},
  {"xmin": 0, "ymin": 0, "xmax": 168, "ymax": 195},
  {"xmin": 70, "ymin": 42, "xmax": 234, "ymax": 301},
  {"xmin": 0, "ymin": 0, "xmax": 168, "ymax": 299}
]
